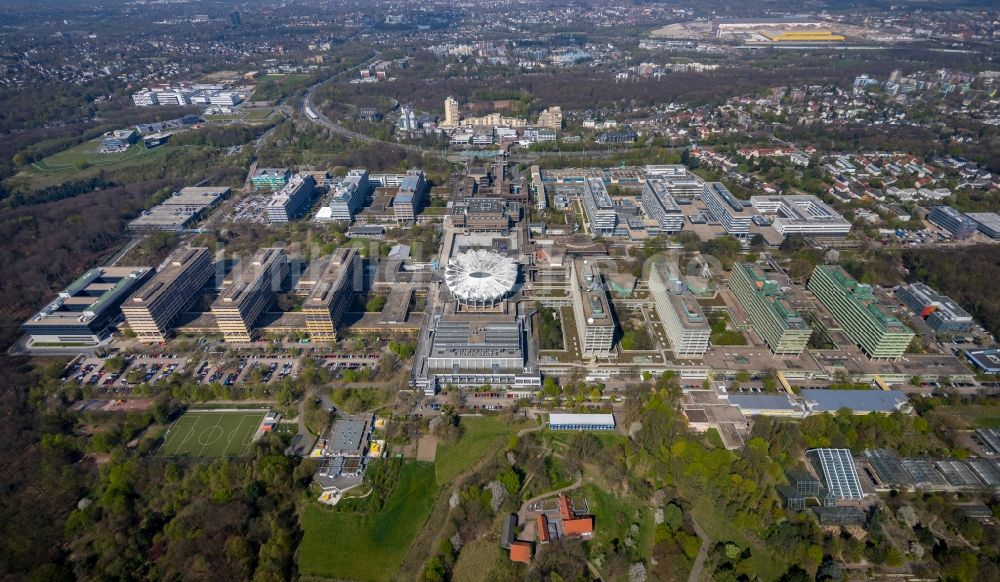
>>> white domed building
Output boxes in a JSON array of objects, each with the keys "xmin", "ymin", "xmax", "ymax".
[{"xmin": 445, "ymin": 249, "xmax": 518, "ymax": 308}]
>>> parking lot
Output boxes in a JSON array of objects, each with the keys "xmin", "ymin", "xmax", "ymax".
[{"xmin": 63, "ymin": 354, "xmax": 188, "ymax": 389}]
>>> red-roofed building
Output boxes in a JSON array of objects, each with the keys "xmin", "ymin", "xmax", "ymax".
[
  {"xmin": 563, "ymin": 517, "xmax": 594, "ymax": 537},
  {"xmin": 558, "ymin": 495, "xmax": 572, "ymax": 520},
  {"xmin": 537, "ymin": 514, "xmax": 549, "ymax": 543},
  {"xmin": 510, "ymin": 541, "xmax": 532, "ymax": 564}
]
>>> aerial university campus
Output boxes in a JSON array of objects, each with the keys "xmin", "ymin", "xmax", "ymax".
[{"xmin": 2, "ymin": 1, "xmax": 1000, "ymax": 581}]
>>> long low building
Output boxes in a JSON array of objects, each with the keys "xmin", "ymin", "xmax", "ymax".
[
  {"xmin": 416, "ymin": 315, "xmax": 540, "ymax": 395},
  {"xmin": 549, "ymin": 413, "xmax": 616, "ymax": 431},
  {"xmin": 129, "ymin": 186, "xmax": 230, "ymax": 232},
  {"xmin": 750, "ymin": 195, "xmax": 851, "ymax": 237},
  {"xmin": 23, "ymin": 266, "xmax": 152, "ymax": 345},
  {"xmin": 965, "ymin": 212, "xmax": 1000, "ymax": 240}
]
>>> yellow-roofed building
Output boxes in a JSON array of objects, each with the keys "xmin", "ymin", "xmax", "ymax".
[{"xmin": 764, "ymin": 30, "xmax": 844, "ymax": 42}]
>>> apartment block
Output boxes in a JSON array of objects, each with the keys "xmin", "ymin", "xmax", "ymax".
[{"xmin": 122, "ymin": 247, "xmax": 214, "ymax": 343}]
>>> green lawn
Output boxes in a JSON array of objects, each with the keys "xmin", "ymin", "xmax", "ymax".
[
  {"xmin": 435, "ymin": 416, "xmax": 531, "ymax": 485},
  {"xmin": 584, "ymin": 483, "xmax": 655, "ymax": 571},
  {"xmin": 13, "ymin": 140, "xmax": 178, "ymax": 191},
  {"xmin": 690, "ymin": 497, "xmax": 789, "ymax": 582},
  {"xmin": 299, "ymin": 461, "xmax": 437, "ymax": 582},
  {"xmin": 157, "ymin": 410, "xmax": 266, "ymax": 457}
]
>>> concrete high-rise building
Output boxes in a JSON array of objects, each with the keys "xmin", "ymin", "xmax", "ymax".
[
  {"xmin": 443, "ymin": 96, "xmax": 460, "ymax": 127},
  {"xmin": 393, "ymin": 170, "xmax": 426, "ymax": 223},
  {"xmin": 571, "ymin": 260, "xmax": 616, "ymax": 355},
  {"xmin": 266, "ymin": 174, "xmax": 316, "ymax": 223},
  {"xmin": 649, "ymin": 261, "xmax": 710, "ymax": 357},
  {"xmin": 808, "ymin": 265, "xmax": 914, "ymax": 359},
  {"xmin": 730, "ymin": 263, "xmax": 812, "ymax": 356},
  {"xmin": 641, "ymin": 177, "xmax": 685, "ymax": 233},
  {"xmin": 398, "ymin": 105, "xmax": 417, "ymax": 131},
  {"xmin": 582, "ymin": 178, "xmax": 617, "ymax": 236},
  {"xmin": 701, "ymin": 182, "xmax": 751, "ymax": 237},
  {"xmin": 122, "ymin": 247, "xmax": 214, "ymax": 343},
  {"xmin": 211, "ymin": 248, "xmax": 288, "ymax": 343},
  {"xmin": 302, "ymin": 249, "xmax": 361, "ymax": 341}
]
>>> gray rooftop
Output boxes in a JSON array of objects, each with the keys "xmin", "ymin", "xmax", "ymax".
[{"xmin": 801, "ymin": 389, "xmax": 908, "ymax": 413}]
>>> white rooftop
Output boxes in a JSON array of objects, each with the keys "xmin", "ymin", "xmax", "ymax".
[{"xmin": 549, "ymin": 413, "xmax": 616, "ymax": 427}]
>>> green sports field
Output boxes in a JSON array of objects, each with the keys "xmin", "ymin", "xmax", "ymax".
[{"xmin": 158, "ymin": 410, "xmax": 266, "ymax": 457}]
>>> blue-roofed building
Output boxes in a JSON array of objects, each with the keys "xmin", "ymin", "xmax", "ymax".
[
  {"xmin": 393, "ymin": 170, "xmax": 427, "ymax": 223},
  {"xmin": 800, "ymin": 389, "xmax": 910, "ymax": 415},
  {"xmin": 928, "ymin": 206, "xmax": 976, "ymax": 239},
  {"xmin": 964, "ymin": 348, "xmax": 1000, "ymax": 374},
  {"xmin": 727, "ymin": 394, "xmax": 806, "ymax": 417}
]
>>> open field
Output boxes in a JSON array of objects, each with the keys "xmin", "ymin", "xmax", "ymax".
[
  {"xmin": 157, "ymin": 410, "xmax": 265, "ymax": 457},
  {"xmin": 435, "ymin": 415, "xmax": 530, "ymax": 485},
  {"xmin": 298, "ymin": 461, "xmax": 437, "ymax": 582},
  {"xmin": 932, "ymin": 404, "xmax": 1000, "ymax": 429},
  {"xmin": 451, "ymin": 538, "xmax": 503, "ymax": 582},
  {"xmin": 12, "ymin": 140, "xmax": 178, "ymax": 191}
]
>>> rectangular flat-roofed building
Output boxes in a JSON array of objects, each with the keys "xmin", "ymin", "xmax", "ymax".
[
  {"xmin": 549, "ymin": 413, "xmax": 616, "ymax": 431},
  {"xmin": 122, "ymin": 247, "xmax": 214, "ymax": 343},
  {"xmin": 316, "ymin": 169, "xmax": 371, "ymax": 222},
  {"xmin": 251, "ymin": 168, "xmax": 291, "ymax": 191},
  {"xmin": 393, "ymin": 170, "xmax": 427, "ymax": 223},
  {"xmin": 266, "ymin": 174, "xmax": 316, "ymax": 223},
  {"xmin": 582, "ymin": 178, "xmax": 617, "ymax": 236},
  {"xmin": 641, "ymin": 177, "xmax": 685, "ymax": 233},
  {"xmin": 571, "ymin": 260, "xmax": 616, "ymax": 355},
  {"xmin": 965, "ymin": 212, "xmax": 1000, "ymax": 240},
  {"xmin": 894, "ymin": 283, "xmax": 974, "ymax": 333},
  {"xmin": 750, "ymin": 195, "xmax": 851, "ymax": 237},
  {"xmin": 928, "ymin": 206, "xmax": 976, "ymax": 239},
  {"xmin": 702, "ymin": 182, "xmax": 751, "ymax": 237},
  {"xmin": 128, "ymin": 186, "xmax": 230, "ymax": 232},
  {"xmin": 649, "ymin": 261, "xmax": 710, "ymax": 357},
  {"xmin": 964, "ymin": 348, "xmax": 1000, "ymax": 374},
  {"xmin": 801, "ymin": 389, "xmax": 910, "ymax": 415},
  {"xmin": 23, "ymin": 266, "xmax": 152, "ymax": 345},
  {"xmin": 301, "ymin": 248, "xmax": 360, "ymax": 342},
  {"xmin": 211, "ymin": 248, "xmax": 287, "ymax": 343},
  {"xmin": 730, "ymin": 263, "xmax": 811, "ymax": 355},
  {"xmin": 808, "ymin": 265, "xmax": 914, "ymax": 359}
]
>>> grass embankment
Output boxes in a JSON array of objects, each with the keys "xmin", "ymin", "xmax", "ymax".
[
  {"xmin": 299, "ymin": 461, "xmax": 437, "ymax": 582},
  {"xmin": 434, "ymin": 416, "xmax": 530, "ymax": 485}
]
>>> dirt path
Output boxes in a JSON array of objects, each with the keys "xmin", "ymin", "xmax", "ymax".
[{"xmin": 687, "ymin": 515, "xmax": 710, "ymax": 582}]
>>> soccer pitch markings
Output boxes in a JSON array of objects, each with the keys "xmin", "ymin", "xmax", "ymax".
[{"xmin": 157, "ymin": 410, "xmax": 267, "ymax": 457}]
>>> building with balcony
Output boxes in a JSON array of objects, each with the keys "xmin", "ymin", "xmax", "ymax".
[
  {"xmin": 808, "ymin": 265, "xmax": 914, "ymax": 359},
  {"xmin": 730, "ymin": 263, "xmax": 812, "ymax": 356}
]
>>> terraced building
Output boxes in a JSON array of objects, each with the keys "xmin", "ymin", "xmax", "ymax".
[
  {"xmin": 730, "ymin": 263, "xmax": 812, "ymax": 356},
  {"xmin": 808, "ymin": 265, "xmax": 914, "ymax": 359}
]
